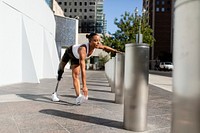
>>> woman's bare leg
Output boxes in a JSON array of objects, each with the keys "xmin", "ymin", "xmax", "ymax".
[{"xmin": 71, "ymin": 65, "xmax": 81, "ymax": 96}]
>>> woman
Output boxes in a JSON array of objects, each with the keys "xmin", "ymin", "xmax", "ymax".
[{"xmin": 52, "ymin": 33, "xmax": 121, "ymax": 105}]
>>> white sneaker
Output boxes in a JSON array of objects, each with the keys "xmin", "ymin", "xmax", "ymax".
[
  {"xmin": 76, "ymin": 94, "xmax": 84, "ymax": 105},
  {"xmin": 84, "ymin": 95, "xmax": 88, "ymax": 100},
  {"xmin": 52, "ymin": 92, "xmax": 60, "ymax": 102}
]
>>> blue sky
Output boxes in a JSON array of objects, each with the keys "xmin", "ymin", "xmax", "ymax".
[{"xmin": 104, "ymin": 0, "xmax": 143, "ymax": 34}]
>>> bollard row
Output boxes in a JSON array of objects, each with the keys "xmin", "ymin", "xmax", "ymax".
[{"xmin": 104, "ymin": 43, "xmax": 149, "ymax": 132}]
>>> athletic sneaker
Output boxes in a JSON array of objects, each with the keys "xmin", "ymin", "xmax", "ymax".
[
  {"xmin": 76, "ymin": 94, "xmax": 84, "ymax": 105},
  {"xmin": 52, "ymin": 92, "xmax": 60, "ymax": 102},
  {"xmin": 84, "ymin": 95, "xmax": 88, "ymax": 100}
]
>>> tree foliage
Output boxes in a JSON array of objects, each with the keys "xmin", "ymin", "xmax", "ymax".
[{"xmin": 102, "ymin": 11, "xmax": 155, "ymax": 52}]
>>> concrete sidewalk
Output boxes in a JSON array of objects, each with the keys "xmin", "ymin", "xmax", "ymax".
[{"xmin": 0, "ymin": 70, "xmax": 172, "ymax": 133}]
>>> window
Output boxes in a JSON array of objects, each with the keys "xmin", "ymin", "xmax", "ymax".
[
  {"xmin": 89, "ymin": 16, "xmax": 93, "ymax": 19},
  {"xmin": 84, "ymin": 16, "xmax": 87, "ymax": 19},
  {"xmin": 89, "ymin": 2, "xmax": 95, "ymax": 5},
  {"xmin": 69, "ymin": 2, "xmax": 71, "ymax": 6},
  {"xmin": 89, "ymin": 9, "xmax": 95, "ymax": 12},
  {"xmin": 64, "ymin": 2, "xmax": 67, "ymax": 5},
  {"xmin": 74, "ymin": 9, "xmax": 77, "ymax": 12},
  {"xmin": 161, "ymin": 8, "xmax": 165, "ymax": 12},
  {"xmin": 156, "ymin": 7, "xmax": 160, "ymax": 12},
  {"xmin": 167, "ymin": 8, "xmax": 170, "ymax": 11},
  {"xmin": 70, "ymin": 9, "xmax": 72, "ymax": 12},
  {"xmin": 64, "ymin": 8, "xmax": 67, "ymax": 12},
  {"xmin": 80, "ymin": 9, "xmax": 82, "ymax": 12},
  {"xmin": 156, "ymin": 1, "xmax": 160, "ymax": 5},
  {"xmin": 74, "ymin": 2, "xmax": 77, "ymax": 6},
  {"xmin": 80, "ymin": 2, "xmax": 82, "ymax": 6},
  {"xmin": 58, "ymin": 2, "xmax": 62, "ymax": 5},
  {"xmin": 162, "ymin": 0, "xmax": 165, "ymax": 5},
  {"xmin": 84, "ymin": 9, "xmax": 87, "ymax": 12},
  {"xmin": 85, "ymin": 2, "xmax": 87, "ymax": 6}
]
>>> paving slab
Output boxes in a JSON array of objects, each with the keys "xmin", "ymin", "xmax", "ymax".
[{"xmin": 0, "ymin": 70, "xmax": 172, "ymax": 133}]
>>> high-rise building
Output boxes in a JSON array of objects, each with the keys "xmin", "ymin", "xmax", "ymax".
[
  {"xmin": 56, "ymin": 0, "xmax": 106, "ymax": 33},
  {"xmin": 143, "ymin": 0, "xmax": 173, "ymax": 63}
]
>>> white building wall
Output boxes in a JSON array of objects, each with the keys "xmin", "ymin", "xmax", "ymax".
[{"xmin": 0, "ymin": 0, "xmax": 59, "ymax": 86}]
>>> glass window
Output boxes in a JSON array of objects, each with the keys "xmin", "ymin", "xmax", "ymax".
[
  {"xmin": 162, "ymin": 0, "xmax": 165, "ymax": 5},
  {"xmin": 74, "ymin": 9, "xmax": 77, "ymax": 12},
  {"xmin": 89, "ymin": 9, "xmax": 95, "ymax": 12},
  {"xmin": 84, "ymin": 16, "xmax": 87, "ymax": 19},
  {"xmin": 84, "ymin": 9, "xmax": 87, "ymax": 12},
  {"xmin": 64, "ymin": 2, "xmax": 67, "ymax": 5},
  {"xmin": 89, "ymin": 2, "xmax": 95, "ymax": 5},
  {"xmin": 80, "ymin": 9, "xmax": 82, "ymax": 12},
  {"xmin": 161, "ymin": 8, "xmax": 165, "ymax": 12},
  {"xmin": 64, "ymin": 8, "xmax": 67, "ymax": 12},
  {"xmin": 69, "ymin": 2, "xmax": 71, "ymax": 6},
  {"xmin": 74, "ymin": 2, "xmax": 77, "ymax": 6},
  {"xmin": 167, "ymin": 8, "xmax": 170, "ymax": 11},
  {"xmin": 58, "ymin": 2, "xmax": 62, "ymax": 5},
  {"xmin": 156, "ymin": 7, "xmax": 160, "ymax": 12},
  {"xmin": 156, "ymin": 1, "xmax": 160, "ymax": 5},
  {"xmin": 85, "ymin": 2, "xmax": 87, "ymax": 6},
  {"xmin": 80, "ymin": 2, "xmax": 82, "ymax": 6}
]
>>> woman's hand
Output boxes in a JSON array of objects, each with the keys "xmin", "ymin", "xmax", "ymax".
[
  {"xmin": 115, "ymin": 50, "xmax": 124, "ymax": 54},
  {"xmin": 82, "ymin": 86, "xmax": 88, "ymax": 96}
]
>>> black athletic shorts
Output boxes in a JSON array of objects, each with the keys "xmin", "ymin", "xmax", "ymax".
[{"xmin": 61, "ymin": 46, "xmax": 79, "ymax": 65}]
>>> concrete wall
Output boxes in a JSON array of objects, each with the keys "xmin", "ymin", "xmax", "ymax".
[{"xmin": 0, "ymin": 0, "xmax": 59, "ymax": 86}]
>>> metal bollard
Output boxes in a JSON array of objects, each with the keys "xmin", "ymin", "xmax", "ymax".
[
  {"xmin": 115, "ymin": 53, "xmax": 125, "ymax": 104},
  {"xmin": 123, "ymin": 43, "xmax": 149, "ymax": 131},
  {"xmin": 172, "ymin": 0, "xmax": 200, "ymax": 132},
  {"xmin": 111, "ymin": 57, "xmax": 116, "ymax": 93}
]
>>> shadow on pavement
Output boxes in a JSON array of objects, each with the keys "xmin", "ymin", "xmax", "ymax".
[
  {"xmin": 39, "ymin": 109, "xmax": 123, "ymax": 129},
  {"xmin": 86, "ymin": 80, "xmax": 109, "ymax": 83},
  {"xmin": 85, "ymin": 83, "xmax": 110, "ymax": 87},
  {"xmin": 70, "ymin": 87, "xmax": 112, "ymax": 93},
  {"xmin": 17, "ymin": 94, "xmax": 76, "ymax": 106},
  {"xmin": 61, "ymin": 94, "xmax": 115, "ymax": 103}
]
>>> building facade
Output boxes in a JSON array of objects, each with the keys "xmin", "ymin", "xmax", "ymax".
[
  {"xmin": 143, "ymin": 0, "xmax": 173, "ymax": 63},
  {"xmin": 56, "ymin": 0, "xmax": 106, "ymax": 33}
]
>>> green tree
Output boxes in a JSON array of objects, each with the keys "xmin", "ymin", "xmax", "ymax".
[{"xmin": 102, "ymin": 11, "xmax": 155, "ymax": 52}]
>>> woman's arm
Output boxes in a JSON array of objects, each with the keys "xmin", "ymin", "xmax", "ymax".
[
  {"xmin": 98, "ymin": 43, "xmax": 122, "ymax": 53},
  {"xmin": 78, "ymin": 46, "xmax": 88, "ymax": 96}
]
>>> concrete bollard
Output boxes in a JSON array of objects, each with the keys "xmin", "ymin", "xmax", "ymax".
[
  {"xmin": 115, "ymin": 53, "xmax": 125, "ymax": 104},
  {"xmin": 123, "ymin": 43, "xmax": 149, "ymax": 131}
]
